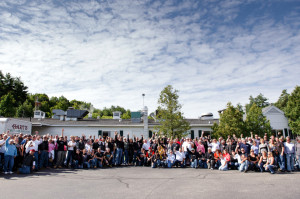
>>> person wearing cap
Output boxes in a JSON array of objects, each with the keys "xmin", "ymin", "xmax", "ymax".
[
  {"xmin": 18, "ymin": 149, "xmax": 36, "ymax": 174},
  {"xmin": 4, "ymin": 135, "xmax": 17, "ymax": 174}
]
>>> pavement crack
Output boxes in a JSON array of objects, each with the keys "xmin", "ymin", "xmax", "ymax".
[{"xmin": 116, "ymin": 177, "xmax": 130, "ymax": 188}]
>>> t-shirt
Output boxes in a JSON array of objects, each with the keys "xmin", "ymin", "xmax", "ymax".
[
  {"xmin": 68, "ymin": 141, "xmax": 76, "ymax": 151},
  {"xmin": 57, "ymin": 140, "xmax": 67, "ymax": 151},
  {"xmin": 95, "ymin": 152, "xmax": 103, "ymax": 158},
  {"xmin": 275, "ymin": 142, "xmax": 284, "ymax": 154},
  {"xmin": 284, "ymin": 142, "xmax": 295, "ymax": 154}
]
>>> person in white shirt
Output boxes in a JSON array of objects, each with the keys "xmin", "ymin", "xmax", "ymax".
[
  {"xmin": 284, "ymin": 136, "xmax": 295, "ymax": 172},
  {"xmin": 175, "ymin": 147, "xmax": 185, "ymax": 168},
  {"xmin": 209, "ymin": 139, "xmax": 220, "ymax": 153},
  {"xmin": 65, "ymin": 136, "xmax": 76, "ymax": 167},
  {"xmin": 167, "ymin": 150, "xmax": 175, "ymax": 168},
  {"xmin": 142, "ymin": 139, "xmax": 150, "ymax": 151}
]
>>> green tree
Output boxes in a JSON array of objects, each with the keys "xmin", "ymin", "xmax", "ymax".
[
  {"xmin": 121, "ymin": 110, "xmax": 131, "ymax": 119},
  {"xmin": 0, "ymin": 93, "xmax": 16, "ymax": 117},
  {"xmin": 155, "ymin": 85, "xmax": 190, "ymax": 138},
  {"xmin": 15, "ymin": 99, "xmax": 34, "ymax": 117},
  {"xmin": 274, "ymin": 89, "xmax": 290, "ymax": 111},
  {"xmin": 246, "ymin": 93, "xmax": 270, "ymax": 113},
  {"xmin": 0, "ymin": 71, "xmax": 28, "ymax": 107},
  {"xmin": 284, "ymin": 86, "xmax": 300, "ymax": 135},
  {"xmin": 212, "ymin": 102, "xmax": 245, "ymax": 138},
  {"xmin": 245, "ymin": 103, "xmax": 272, "ymax": 137},
  {"xmin": 52, "ymin": 96, "xmax": 70, "ymax": 111}
]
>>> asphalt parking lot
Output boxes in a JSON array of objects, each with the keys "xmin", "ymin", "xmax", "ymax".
[{"xmin": 1, "ymin": 167, "xmax": 299, "ymax": 199}]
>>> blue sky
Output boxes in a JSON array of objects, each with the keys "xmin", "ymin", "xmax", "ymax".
[{"xmin": 0, "ymin": 0, "xmax": 299, "ymax": 118}]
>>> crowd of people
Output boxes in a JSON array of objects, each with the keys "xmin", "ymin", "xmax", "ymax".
[{"xmin": 0, "ymin": 129, "xmax": 299, "ymax": 175}]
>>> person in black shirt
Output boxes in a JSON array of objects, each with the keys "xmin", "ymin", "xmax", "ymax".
[
  {"xmin": 151, "ymin": 151, "xmax": 160, "ymax": 168},
  {"xmin": 18, "ymin": 149, "xmax": 35, "ymax": 174},
  {"xmin": 115, "ymin": 132, "xmax": 124, "ymax": 166},
  {"xmin": 205, "ymin": 148, "xmax": 215, "ymax": 170},
  {"xmin": 94, "ymin": 148, "xmax": 104, "ymax": 168},
  {"xmin": 82, "ymin": 149, "xmax": 94, "ymax": 169},
  {"xmin": 188, "ymin": 148, "xmax": 200, "ymax": 168},
  {"xmin": 39, "ymin": 135, "xmax": 49, "ymax": 169},
  {"xmin": 104, "ymin": 148, "xmax": 113, "ymax": 167},
  {"xmin": 72, "ymin": 149, "xmax": 83, "ymax": 169},
  {"xmin": 228, "ymin": 151, "xmax": 239, "ymax": 170},
  {"xmin": 54, "ymin": 136, "xmax": 67, "ymax": 169}
]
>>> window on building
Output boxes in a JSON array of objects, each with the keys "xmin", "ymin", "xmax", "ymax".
[
  {"xmin": 191, "ymin": 130, "xmax": 194, "ymax": 139},
  {"xmin": 149, "ymin": 130, "xmax": 153, "ymax": 138}
]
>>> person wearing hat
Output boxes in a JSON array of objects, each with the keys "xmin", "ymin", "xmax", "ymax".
[
  {"xmin": 4, "ymin": 135, "xmax": 17, "ymax": 174},
  {"xmin": 18, "ymin": 149, "xmax": 36, "ymax": 174}
]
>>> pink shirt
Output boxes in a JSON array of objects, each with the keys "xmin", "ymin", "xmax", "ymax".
[
  {"xmin": 195, "ymin": 142, "xmax": 205, "ymax": 154},
  {"xmin": 48, "ymin": 143, "xmax": 55, "ymax": 152}
]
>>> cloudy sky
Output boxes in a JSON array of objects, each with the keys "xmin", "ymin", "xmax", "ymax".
[{"xmin": 0, "ymin": 0, "xmax": 299, "ymax": 118}]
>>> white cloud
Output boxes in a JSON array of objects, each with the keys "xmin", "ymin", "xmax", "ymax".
[{"xmin": 0, "ymin": 0, "xmax": 299, "ymax": 118}]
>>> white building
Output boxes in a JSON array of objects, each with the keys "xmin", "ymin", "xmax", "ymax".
[
  {"xmin": 16, "ymin": 117, "xmax": 218, "ymax": 139},
  {"xmin": 262, "ymin": 105, "xmax": 292, "ymax": 137}
]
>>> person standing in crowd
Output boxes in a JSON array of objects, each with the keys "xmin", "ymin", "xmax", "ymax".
[
  {"xmin": 295, "ymin": 137, "xmax": 300, "ymax": 171},
  {"xmin": 115, "ymin": 132, "xmax": 124, "ymax": 166},
  {"xmin": 284, "ymin": 136, "xmax": 295, "ymax": 172},
  {"xmin": 275, "ymin": 137, "xmax": 285, "ymax": 172},
  {"xmin": 65, "ymin": 136, "xmax": 76, "ymax": 168},
  {"xmin": 54, "ymin": 131, "xmax": 67, "ymax": 169},
  {"xmin": 174, "ymin": 147, "xmax": 185, "ymax": 168},
  {"xmin": 259, "ymin": 139, "xmax": 269, "ymax": 155},
  {"xmin": 4, "ymin": 135, "xmax": 17, "ymax": 174},
  {"xmin": 39, "ymin": 135, "xmax": 49, "ymax": 169},
  {"xmin": 18, "ymin": 149, "xmax": 35, "ymax": 174},
  {"xmin": 251, "ymin": 141, "xmax": 259, "ymax": 156}
]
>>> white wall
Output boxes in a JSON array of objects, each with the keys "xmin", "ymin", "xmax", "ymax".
[
  {"xmin": 264, "ymin": 112, "xmax": 289, "ymax": 130},
  {"xmin": 32, "ymin": 125, "xmax": 214, "ymax": 139}
]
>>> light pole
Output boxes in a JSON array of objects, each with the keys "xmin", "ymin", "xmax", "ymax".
[{"xmin": 142, "ymin": 93, "xmax": 145, "ymax": 107}]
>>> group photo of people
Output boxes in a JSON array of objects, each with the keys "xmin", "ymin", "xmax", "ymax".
[{"xmin": 0, "ymin": 129, "xmax": 299, "ymax": 175}]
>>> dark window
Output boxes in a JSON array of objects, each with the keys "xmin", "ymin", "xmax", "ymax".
[
  {"xmin": 98, "ymin": 130, "xmax": 102, "ymax": 137},
  {"xmin": 198, "ymin": 130, "xmax": 202, "ymax": 137},
  {"xmin": 149, "ymin": 130, "xmax": 153, "ymax": 138},
  {"xmin": 120, "ymin": 130, "xmax": 123, "ymax": 137},
  {"xmin": 191, "ymin": 130, "xmax": 194, "ymax": 139}
]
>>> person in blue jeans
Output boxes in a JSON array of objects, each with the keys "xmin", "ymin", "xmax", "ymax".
[
  {"xmin": 19, "ymin": 149, "xmax": 36, "ymax": 174},
  {"xmin": 151, "ymin": 151, "xmax": 160, "ymax": 168},
  {"xmin": 4, "ymin": 136, "xmax": 17, "ymax": 174},
  {"xmin": 167, "ymin": 150, "xmax": 175, "ymax": 168},
  {"xmin": 284, "ymin": 137, "xmax": 295, "ymax": 172},
  {"xmin": 94, "ymin": 148, "xmax": 104, "ymax": 168},
  {"xmin": 264, "ymin": 152, "xmax": 275, "ymax": 174}
]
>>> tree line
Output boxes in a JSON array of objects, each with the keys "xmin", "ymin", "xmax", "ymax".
[
  {"xmin": 0, "ymin": 71, "xmax": 299, "ymax": 137},
  {"xmin": 212, "ymin": 87, "xmax": 300, "ymax": 137},
  {"xmin": 0, "ymin": 71, "xmax": 131, "ymax": 119}
]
